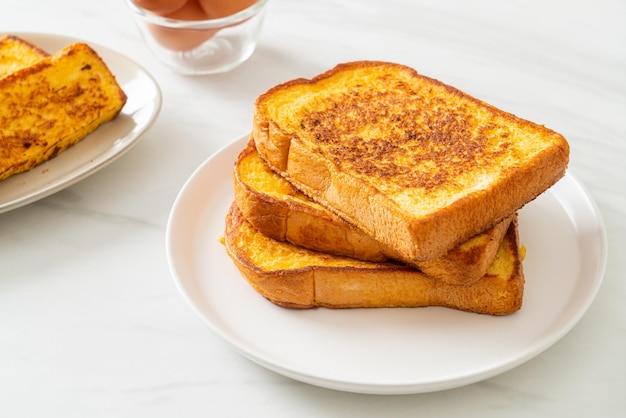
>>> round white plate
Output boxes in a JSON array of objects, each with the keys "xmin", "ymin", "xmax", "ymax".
[
  {"xmin": 166, "ymin": 134, "xmax": 607, "ymax": 395},
  {"xmin": 0, "ymin": 32, "xmax": 161, "ymax": 213}
]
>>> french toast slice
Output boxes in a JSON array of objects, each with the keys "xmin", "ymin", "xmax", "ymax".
[
  {"xmin": 234, "ymin": 139, "xmax": 512, "ymax": 285},
  {"xmin": 0, "ymin": 42, "xmax": 127, "ymax": 181},
  {"xmin": 223, "ymin": 203, "xmax": 524, "ymax": 315},
  {"xmin": 253, "ymin": 61, "xmax": 569, "ymax": 262},
  {"xmin": 0, "ymin": 34, "xmax": 48, "ymax": 78}
]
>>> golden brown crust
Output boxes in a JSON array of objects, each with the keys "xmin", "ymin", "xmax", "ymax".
[
  {"xmin": 417, "ymin": 213, "xmax": 512, "ymax": 285},
  {"xmin": 223, "ymin": 203, "xmax": 524, "ymax": 315},
  {"xmin": 0, "ymin": 35, "xmax": 49, "ymax": 55},
  {"xmin": 253, "ymin": 61, "xmax": 569, "ymax": 261},
  {"xmin": 0, "ymin": 42, "xmax": 127, "ymax": 181},
  {"xmin": 0, "ymin": 34, "xmax": 49, "ymax": 78},
  {"xmin": 234, "ymin": 138, "xmax": 512, "ymax": 284},
  {"xmin": 233, "ymin": 138, "xmax": 393, "ymax": 261}
]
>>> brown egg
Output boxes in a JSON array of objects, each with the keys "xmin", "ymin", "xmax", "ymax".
[
  {"xmin": 134, "ymin": 0, "xmax": 188, "ymax": 15},
  {"xmin": 198, "ymin": 0, "xmax": 257, "ymax": 18},
  {"xmin": 146, "ymin": 0, "xmax": 219, "ymax": 51}
]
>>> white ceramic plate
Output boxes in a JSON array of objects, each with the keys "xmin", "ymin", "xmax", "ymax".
[
  {"xmin": 0, "ymin": 32, "xmax": 161, "ymax": 213},
  {"xmin": 166, "ymin": 134, "xmax": 607, "ymax": 395}
]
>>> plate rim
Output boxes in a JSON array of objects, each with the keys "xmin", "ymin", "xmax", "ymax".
[
  {"xmin": 166, "ymin": 134, "xmax": 608, "ymax": 395},
  {"xmin": 0, "ymin": 31, "xmax": 162, "ymax": 213}
]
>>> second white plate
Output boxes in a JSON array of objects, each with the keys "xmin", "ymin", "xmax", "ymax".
[
  {"xmin": 0, "ymin": 32, "xmax": 162, "ymax": 213},
  {"xmin": 166, "ymin": 134, "xmax": 607, "ymax": 395}
]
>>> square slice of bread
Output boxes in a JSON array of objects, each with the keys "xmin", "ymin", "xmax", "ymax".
[
  {"xmin": 0, "ymin": 42, "xmax": 127, "ymax": 181},
  {"xmin": 253, "ymin": 61, "xmax": 569, "ymax": 261},
  {"xmin": 233, "ymin": 139, "xmax": 512, "ymax": 285},
  {"xmin": 223, "ymin": 203, "xmax": 524, "ymax": 316}
]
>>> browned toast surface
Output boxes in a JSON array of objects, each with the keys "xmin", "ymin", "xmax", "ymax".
[
  {"xmin": 0, "ymin": 34, "xmax": 48, "ymax": 78},
  {"xmin": 0, "ymin": 42, "xmax": 127, "ymax": 181},
  {"xmin": 223, "ymin": 203, "xmax": 524, "ymax": 315},
  {"xmin": 234, "ymin": 139, "xmax": 512, "ymax": 285},
  {"xmin": 253, "ymin": 61, "xmax": 569, "ymax": 261}
]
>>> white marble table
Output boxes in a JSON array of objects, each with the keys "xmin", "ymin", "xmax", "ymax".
[{"xmin": 1, "ymin": 1, "xmax": 624, "ymax": 416}]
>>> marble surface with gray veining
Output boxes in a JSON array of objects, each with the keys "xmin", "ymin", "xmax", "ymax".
[{"xmin": 1, "ymin": 1, "xmax": 624, "ymax": 416}]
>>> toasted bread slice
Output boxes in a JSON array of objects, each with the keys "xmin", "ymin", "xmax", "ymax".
[
  {"xmin": 234, "ymin": 139, "xmax": 512, "ymax": 285},
  {"xmin": 223, "ymin": 203, "xmax": 524, "ymax": 315},
  {"xmin": 0, "ymin": 34, "xmax": 48, "ymax": 78},
  {"xmin": 253, "ymin": 61, "xmax": 569, "ymax": 262},
  {"xmin": 0, "ymin": 42, "xmax": 127, "ymax": 181}
]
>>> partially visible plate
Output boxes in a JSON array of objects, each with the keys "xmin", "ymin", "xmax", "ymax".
[
  {"xmin": 0, "ymin": 32, "xmax": 161, "ymax": 213},
  {"xmin": 166, "ymin": 134, "xmax": 607, "ymax": 395}
]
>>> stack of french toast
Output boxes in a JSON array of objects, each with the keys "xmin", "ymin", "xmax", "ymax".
[
  {"xmin": 222, "ymin": 61, "xmax": 570, "ymax": 315},
  {"xmin": 0, "ymin": 34, "xmax": 126, "ymax": 181}
]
